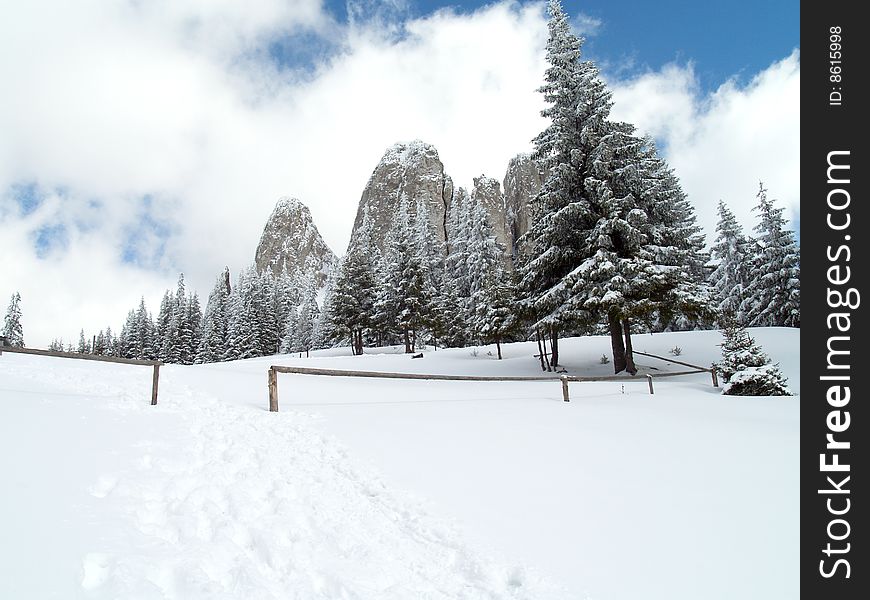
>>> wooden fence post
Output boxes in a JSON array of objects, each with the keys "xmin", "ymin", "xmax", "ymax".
[
  {"xmin": 151, "ymin": 364, "xmax": 160, "ymax": 405},
  {"xmin": 268, "ymin": 367, "xmax": 279, "ymax": 412},
  {"xmin": 711, "ymin": 367, "xmax": 719, "ymax": 388},
  {"xmin": 647, "ymin": 374, "xmax": 654, "ymax": 395},
  {"xmin": 561, "ymin": 375, "xmax": 570, "ymax": 402}
]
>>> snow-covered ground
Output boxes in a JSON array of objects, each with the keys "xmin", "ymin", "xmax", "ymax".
[{"xmin": 0, "ymin": 328, "xmax": 799, "ymax": 599}]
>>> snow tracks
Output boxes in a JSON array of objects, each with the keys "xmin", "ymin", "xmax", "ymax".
[{"xmin": 80, "ymin": 370, "xmax": 564, "ymax": 599}]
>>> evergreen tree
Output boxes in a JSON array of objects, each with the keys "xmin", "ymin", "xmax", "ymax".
[
  {"xmin": 224, "ymin": 267, "xmax": 262, "ymax": 360},
  {"xmin": 292, "ymin": 277, "xmax": 320, "ymax": 355},
  {"xmin": 377, "ymin": 200, "xmax": 434, "ymax": 352},
  {"xmin": 182, "ymin": 293, "xmax": 202, "ymax": 364},
  {"xmin": 196, "ymin": 268, "xmax": 231, "ymax": 363},
  {"xmin": 741, "ymin": 183, "xmax": 800, "ymax": 327},
  {"xmin": 77, "ymin": 329, "xmax": 90, "ymax": 353},
  {"xmin": 518, "ymin": 0, "xmax": 614, "ymax": 367},
  {"xmin": 279, "ymin": 304, "xmax": 300, "ymax": 354},
  {"xmin": 329, "ymin": 241, "xmax": 377, "ymax": 355},
  {"xmin": 155, "ymin": 290, "xmax": 176, "ymax": 362},
  {"xmin": 2, "ymin": 292, "xmax": 24, "ymax": 347},
  {"xmin": 472, "ymin": 267, "xmax": 518, "ymax": 359},
  {"xmin": 520, "ymin": 1, "xmax": 711, "ymax": 371},
  {"xmin": 709, "ymin": 201, "xmax": 752, "ymax": 324},
  {"xmin": 48, "ymin": 338, "xmax": 64, "ymax": 352},
  {"xmin": 718, "ymin": 320, "xmax": 792, "ymax": 396}
]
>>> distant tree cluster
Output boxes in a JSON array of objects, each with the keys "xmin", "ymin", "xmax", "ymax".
[
  {"xmin": 60, "ymin": 267, "xmax": 331, "ymax": 364},
  {"xmin": 708, "ymin": 183, "xmax": 800, "ymax": 328},
  {"xmin": 322, "ymin": 192, "xmax": 519, "ymax": 358}
]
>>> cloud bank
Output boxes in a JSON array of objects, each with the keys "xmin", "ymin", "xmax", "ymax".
[{"xmin": 0, "ymin": 1, "xmax": 798, "ymax": 346}]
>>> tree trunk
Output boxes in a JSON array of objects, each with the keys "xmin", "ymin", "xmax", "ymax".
[
  {"xmin": 496, "ymin": 338, "xmax": 502, "ymax": 360},
  {"xmin": 540, "ymin": 329, "xmax": 551, "ymax": 371},
  {"xmin": 609, "ymin": 312, "xmax": 627, "ymax": 374},
  {"xmin": 404, "ymin": 329, "xmax": 411, "ymax": 353},
  {"xmin": 622, "ymin": 318, "xmax": 638, "ymax": 375},
  {"xmin": 536, "ymin": 329, "xmax": 546, "ymax": 371},
  {"xmin": 550, "ymin": 325, "xmax": 559, "ymax": 367}
]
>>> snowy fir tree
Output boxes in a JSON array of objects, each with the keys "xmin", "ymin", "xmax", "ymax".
[
  {"xmin": 291, "ymin": 276, "xmax": 320, "ymax": 355},
  {"xmin": 329, "ymin": 212, "xmax": 379, "ymax": 355},
  {"xmin": 472, "ymin": 266, "xmax": 518, "ymax": 359},
  {"xmin": 741, "ymin": 183, "xmax": 800, "ymax": 328},
  {"xmin": 77, "ymin": 329, "xmax": 90, "ymax": 354},
  {"xmin": 709, "ymin": 200, "xmax": 752, "ymax": 324},
  {"xmin": 375, "ymin": 199, "xmax": 435, "ymax": 353},
  {"xmin": 2, "ymin": 292, "xmax": 24, "ymax": 347},
  {"xmin": 718, "ymin": 320, "xmax": 792, "ymax": 396},
  {"xmin": 518, "ymin": 0, "xmax": 711, "ymax": 372},
  {"xmin": 224, "ymin": 267, "xmax": 264, "ymax": 360},
  {"xmin": 196, "ymin": 268, "xmax": 232, "ymax": 363}
]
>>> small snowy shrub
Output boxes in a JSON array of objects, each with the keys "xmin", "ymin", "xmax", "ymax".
[
  {"xmin": 599, "ymin": 354, "xmax": 610, "ymax": 364},
  {"xmin": 718, "ymin": 321, "xmax": 792, "ymax": 396},
  {"xmin": 670, "ymin": 346, "xmax": 682, "ymax": 356},
  {"xmin": 470, "ymin": 347, "xmax": 479, "ymax": 357},
  {"xmin": 724, "ymin": 365, "xmax": 793, "ymax": 396}
]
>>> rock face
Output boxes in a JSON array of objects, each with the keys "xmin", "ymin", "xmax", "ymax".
[
  {"xmin": 470, "ymin": 175, "xmax": 510, "ymax": 256},
  {"xmin": 254, "ymin": 197, "xmax": 336, "ymax": 286},
  {"xmin": 349, "ymin": 140, "xmax": 452, "ymax": 254},
  {"xmin": 502, "ymin": 153, "xmax": 546, "ymax": 260},
  {"xmin": 344, "ymin": 142, "xmax": 547, "ymax": 269}
]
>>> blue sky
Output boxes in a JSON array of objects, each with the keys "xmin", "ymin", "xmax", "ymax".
[{"xmin": 322, "ymin": 1, "xmax": 799, "ymax": 90}]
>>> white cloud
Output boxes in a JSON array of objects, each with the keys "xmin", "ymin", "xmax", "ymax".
[
  {"xmin": 609, "ymin": 51, "xmax": 800, "ymax": 241},
  {"xmin": 0, "ymin": 1, "xmax": 798, "ymax": 347}
]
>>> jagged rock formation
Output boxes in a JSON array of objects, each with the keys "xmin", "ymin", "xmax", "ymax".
[
  {"xmin": 349, "ymin": 141, "xmax": 453, "ymax": 254},
  {"xmin": 254, "ymin": 197, "xmax": 336, "ymax": 286},
  {"xmin": 344, "ymin": 142, "xmax": 546, "ymax": 269},
  {"xmin": 502, "ymin": 153, "xmax": 546, "ymax": 260},
  {"xmin": 471, "ymin": 175, "xmax": 510, "ymax": 256}
]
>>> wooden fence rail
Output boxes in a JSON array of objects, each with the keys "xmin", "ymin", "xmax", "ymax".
[
  {"xmin": 266, "ymin": 364, "xmax": 716, "ymax": 411},
  {"xmin": 0, "ymin": 346, "xmax": 163, "ymax": 405}
]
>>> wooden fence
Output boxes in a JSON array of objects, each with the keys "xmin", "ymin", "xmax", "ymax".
[
  {"xmin": 0, "ymin": 345, "xmax": 163, "ymax": 405},
  {"xmin": 266, "ymin": 362, "xmax": 718, "ymax": 412}
]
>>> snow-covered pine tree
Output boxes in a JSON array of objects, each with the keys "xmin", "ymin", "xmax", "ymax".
[
  {"xmin": 224, "ymin": 267, "xmax": 262, "ymax": 360},
  {"xmin": 196, "ymin": 268, "xmax": 231, "ymax": 364},
  {"xmin": 741, "ymin": 183, "xmax": 800, "ymax": 327},
  {"xmin": 718, "ymin": 320, "xmax": 792, "ymax": 396},
  {"xmin": 279, "ymin": 304, "xmax": 299, "ymax": 354},
  {"xmin": 167, "ymin": 274, "xmax": 189, "ymax": 364},
  {"xmin": 292, "ymin": 276, "xmax": 320, "ymax": 356},
  {"xmin": 472, "ymin": 266, "xmax": 517, "ymax": 359},
  {"xmin": 254, "ymin": 270, "xmax": 279, "ymax": 356},
  {"xmin": 48, "ymin": 338, "xmax": 64, "ymax": 352},
  {"xmin": 2, "ymin": 292, "xmax": 24, "ymax": 347},
  {"xmin": 330, "ymin": 228, "xmax": 378, "ymax": 355},
  {"xmin": 709, "ymin": 200, "xmax": 752, "ymax": 324},
  {"xmin": 430, "ymin": 269, "xmax": 468, "ymax": 349},
  {"xmin": 376, "ymin": 199, "xmax": 434, "ymax": 352},
  {"xmin": 77, "ymin": 329, "xmax": 89, "ymax": 353},
  {"xmin": 183, "ymin": 293, "xmax": 202, "ymax": 364},
  {"xmin": 155, "ymin": 289, "xmax": 176, "ymax": 362},
  {"xmin": 568, "ymin": 130, "xmax": 712, "ymax": 374},
  {"xmin": 517, "ymin": 0, "xmax": 614, "ymax": 367},
  {"xmin": 273, "ymin": 267, "xmax": 298, "ymax": 350}
]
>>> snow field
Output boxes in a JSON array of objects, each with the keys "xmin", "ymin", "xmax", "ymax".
[
  {"xmin": 1, "ymin": 350, "xmax": 563, "ymax": 599},
  {"xmin": 1, "ymin": 328, "xmax": 798, "ymax": 599}
]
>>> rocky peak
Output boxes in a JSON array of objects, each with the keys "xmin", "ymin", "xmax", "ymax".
[
  {"xmin": 503, "ymin": 153, "xmax": 546, "ymax": 260},
  {"xmin": 471, "ymin": 175, "xmax": 510, "ymax": 256},
  {"xmin": 254, "ymin": 197, "xmax": 336, "ymax": 287},
  {"xmin": 348, "ymin": 140, "xmax": 453, "ymax": 255}
]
